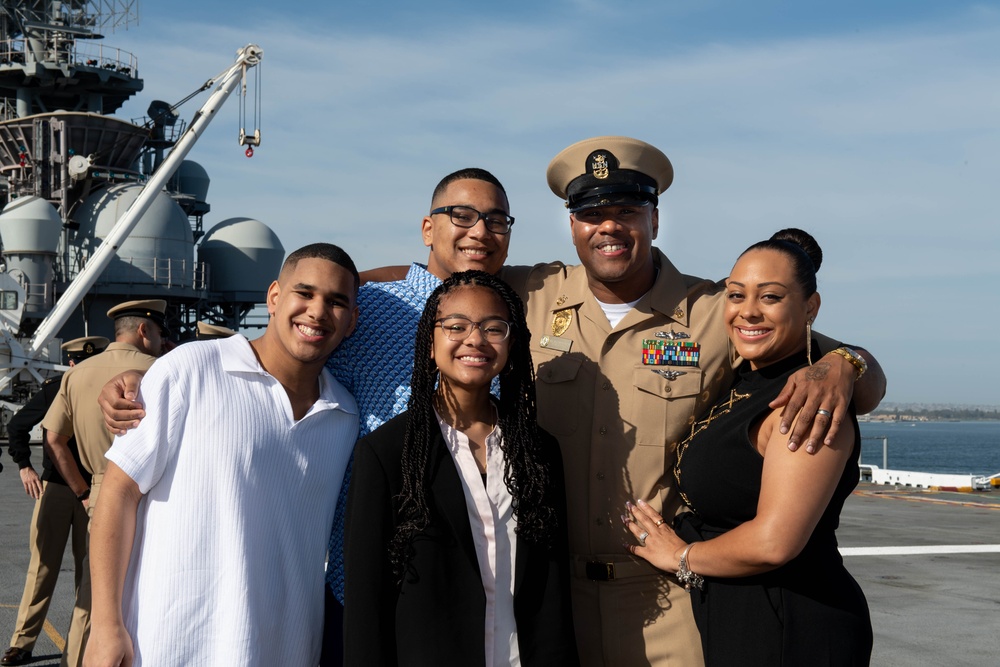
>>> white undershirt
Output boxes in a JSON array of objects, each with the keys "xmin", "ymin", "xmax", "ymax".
[
  {"xmin": 596, "ymin": 295, "xmax": 643, "ymax": 329},
  {"xmin": 435, "ymin": 409, "xmax": 520, "ymax": 666}
]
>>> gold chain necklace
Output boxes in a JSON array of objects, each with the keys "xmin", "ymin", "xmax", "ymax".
[{"xmin": 673, "ymin": 388, "xmax": 751, "ymax": 510}]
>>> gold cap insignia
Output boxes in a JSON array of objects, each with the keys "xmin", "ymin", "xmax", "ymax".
[{"xmin": 591, "ymin": 153, "xmax": 609, "ymax": 179}]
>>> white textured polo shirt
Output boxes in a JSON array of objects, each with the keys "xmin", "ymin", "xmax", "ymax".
[{"xmin": 107, "ymin": 334, "xmax": 358, "ymax": 667}]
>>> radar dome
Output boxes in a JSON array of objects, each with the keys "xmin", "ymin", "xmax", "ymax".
[
  {"xmin": 72, "ymin": 183, "xmax": 196, "ymax": 290},
  {"xmin": 0, "ymin": 196, "xmax": 62, "ymax": 315},
  {"xmin": 199, "ymin": 217, "xmax": 284, "ymax": 298},
  {"xmin": 175, "ymin": 160, "xmax": 210, "ymax": 202},
  {"xmin": 0, "ymin": 196, "xmax": 62, "ymax": 253}
]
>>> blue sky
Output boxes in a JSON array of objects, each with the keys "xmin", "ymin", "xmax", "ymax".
[{"xmin": 101, "ymin": 1, "xmax": 999, "ymax": 405}]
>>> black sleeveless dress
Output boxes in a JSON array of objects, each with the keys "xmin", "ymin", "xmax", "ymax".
[{"xmin": 673, "ymin": 351, "xmax": 873, "ymax": 666}]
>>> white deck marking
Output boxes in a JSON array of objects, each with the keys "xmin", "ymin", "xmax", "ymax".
[{"xmin": 840, "ymin": 545, "xmax": 1000, "ymax": 556}]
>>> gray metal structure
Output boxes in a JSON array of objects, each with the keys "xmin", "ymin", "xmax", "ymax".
[{"xmin": 0, "ymin": 1, "xmax": 281, "ymax": 417}]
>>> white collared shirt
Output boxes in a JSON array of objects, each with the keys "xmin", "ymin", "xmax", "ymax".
[
  {"xmin": 436, "ymin": 409, "xmax": 520, "ymax": 666},
  {"xmin": 107, "ymin": 335, "xmax": 358, "ymax": 666}
]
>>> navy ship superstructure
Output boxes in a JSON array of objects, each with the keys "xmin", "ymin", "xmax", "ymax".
[{"xmin": 0, "ymin": 1, "xmax": 279, "ymax": 415}]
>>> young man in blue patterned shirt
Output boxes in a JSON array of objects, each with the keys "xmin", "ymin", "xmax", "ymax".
[{"xmin": 320, "ymin": 167, "xmax": 515, "ymax": 665}]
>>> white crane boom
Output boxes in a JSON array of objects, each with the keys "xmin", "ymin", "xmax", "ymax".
[{"xmin": 0, "ymin": 44, "xmax": 263, "ymax": 393}]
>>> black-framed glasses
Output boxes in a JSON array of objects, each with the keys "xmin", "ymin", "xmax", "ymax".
[
  {"xmin": 430, "ymin": 206, "xmax": 515, "ymax": 234},
  {"xmin": 435, "ymin": 317, "xmax": 511, "ymax": 343}
]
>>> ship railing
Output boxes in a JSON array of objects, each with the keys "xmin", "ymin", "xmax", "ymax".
[
  {"xmin": 861, "ymin": 435, "xmax": 890, "ymax": 470},
  {"xmin": 64, "ymin": 256, "xmax": 209, "ymax": 291},
  {"xmin": 132, "ymin": 117, "xmax": 188, "ymax": 143},
  {"xmin": 1, "ymin": 272, "xmax": 52, "ymax": 310},
  {"xmin": 860, "ymin": 464, "xmax": 992, "ymax": 492},
  {"xmin": 71, "ymin": 41, "xmax": 139, "ymax": 77},
  {"xmin": 0, "ymin": 37, "xmax": 138, "ymax": 78},
  {"xmin": 0, "ymin": 98, "xmax": 16, "ymax": 121},
  {"xmin": 859, "ymin": 435, "xmax": 995, "ymax": 491},
  {"xmin": 21, "ymin": 281, "xmax": 50, "ymax": 310},
  {"xmin": 0, "ymin": 39, "xmax": 28, "ymax": 66},
  {"xmin": 241, "ymin": 308, "xmax": 270, "ymax": 329}
]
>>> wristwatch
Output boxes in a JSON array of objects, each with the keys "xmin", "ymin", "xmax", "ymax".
[{"xmin": 830, "ymin": 346, "xmax": 867, "ymax": 380}]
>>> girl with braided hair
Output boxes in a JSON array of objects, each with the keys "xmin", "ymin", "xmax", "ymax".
[{"xmin": 344, "ymin": 270, "xmax": 578, "ymax": 667}]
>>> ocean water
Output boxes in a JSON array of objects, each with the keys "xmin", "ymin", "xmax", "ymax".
[{"xmin": 858, "ymin": 421, "xmax": 1000, "ymax": 477}]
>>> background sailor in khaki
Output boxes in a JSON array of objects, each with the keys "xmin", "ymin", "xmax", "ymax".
[
  {"xmin": 502, "ymin": 136, "xmax": 885, "ymax": 667},
  {"xmin": 195, "ymin": 320, "xmax": 237, "ymax": 340},
  {"xmin": 1, "ymin": 337, "xmax": 109, "ymax": 667},
  {"xmin": 40, "ymin": 299, "xmax": 168, "ymax": 667}
]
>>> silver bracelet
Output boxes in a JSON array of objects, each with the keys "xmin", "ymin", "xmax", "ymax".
[{"xmin": 676, "ymin": 543, "xmax": 704, "ymax": 591}]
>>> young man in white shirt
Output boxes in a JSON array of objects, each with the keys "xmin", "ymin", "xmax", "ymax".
[{"xmin": 84, "ymin": 243, "xmax": 360, "ymax": 667}]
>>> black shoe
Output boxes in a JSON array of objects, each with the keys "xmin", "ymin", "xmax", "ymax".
[{"xmin": 0, "ymin": 647, "xmax": 31, "ymax": 666}]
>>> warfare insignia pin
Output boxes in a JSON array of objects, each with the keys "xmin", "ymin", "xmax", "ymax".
[
  {"xmin": 653, "ymin": 369, "xmax": 687, "ymax": 380},
  {"xmin": 551, "ymin": 309, "xmax": 572, "ymax": 337},
  {"xmin": 655, "ymin": 331, "xmax": 690, "ymax": 341}
]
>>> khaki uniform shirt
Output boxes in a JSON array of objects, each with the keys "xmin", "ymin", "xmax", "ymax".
[
  {"xmin": 503, "ymin": 250, "xmax": 736, "ymax": 666},
  {"xmin": 43, "ymin": 342, "xmax": 158, "ymax": 477}
]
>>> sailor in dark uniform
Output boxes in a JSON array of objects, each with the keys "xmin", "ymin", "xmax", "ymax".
[{"xmin": 2, "ymin": 336, "xmax": 109, "ymax": 667}]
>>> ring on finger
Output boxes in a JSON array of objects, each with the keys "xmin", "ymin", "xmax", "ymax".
[
  {"xmin": 654, "ymin": 519, "xmax": 664, "ymax": 527},
  {"xmin": 638, "ymin": 531, "xmax": 649, "ymax": 542},
  {"xmin": 817, "ymin": 408, "xmax": 832, "ymax": 417}
]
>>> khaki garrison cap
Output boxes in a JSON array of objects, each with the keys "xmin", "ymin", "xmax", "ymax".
[
  {"xmin": 196, "ymin": 321, "xmax": 237, "ymax": 340},
  {"xmin": 106, "ymin": 299, "xmax": 170, "ymax": 335},
  {"xmin": 61, "ymin": 335, "xmax": 110, "ymax": 362},
  {"xmin": 546, "ymin": 136, "xmax": 673, "ymax": 213}
]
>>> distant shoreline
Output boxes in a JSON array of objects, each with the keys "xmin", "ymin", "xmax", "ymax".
[
  {"xmin": 865, "ymin": 406, "xmax": 999, "ymax": 423},
  {"xmin": 862, "ymin": 417, "xmax": 1000, "ymax": 423}
]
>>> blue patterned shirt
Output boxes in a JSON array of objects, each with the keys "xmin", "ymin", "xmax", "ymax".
[{"xmin": 324, "ymin": 263, "xmax": 442, "ymax": 601}]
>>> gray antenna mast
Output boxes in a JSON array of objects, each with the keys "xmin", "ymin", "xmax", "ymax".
[{"xmin": 0, "ymin": 0, "xmax": 142, "ymax": 117}]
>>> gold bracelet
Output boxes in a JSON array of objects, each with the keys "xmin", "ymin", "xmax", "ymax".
[{"xmin": 829, "ymin": 346, "xmax": 867, "ymax": 381}]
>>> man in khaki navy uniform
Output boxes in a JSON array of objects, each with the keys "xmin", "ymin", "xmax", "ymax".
[
  {"xmin": 502, "ymin": 136, "xmax": 885, "ymax": 667},
  {"xmin": 1, "ymin": 337, "xmax": 109, "ymax": 667},
  {"xmin": 41, "ymin": 300, "xmax": 169, "ymax": 667}
]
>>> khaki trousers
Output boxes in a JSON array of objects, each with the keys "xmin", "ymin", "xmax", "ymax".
[
  {"xmin": 571, "ymin": 569, "xmax": 705, "ymax": 667},
  {"xmin": 8, "ymin": 482, "xmax": 89, "ymax": 653},
  {"xmin": 61, "ymin": 472, "xmax": 104, "ymax": 667}
]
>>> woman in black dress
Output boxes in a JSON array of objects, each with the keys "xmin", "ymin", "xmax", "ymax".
[{"xmin": 625, "ymin": 229, "xmax": 872, "ymax": 666}]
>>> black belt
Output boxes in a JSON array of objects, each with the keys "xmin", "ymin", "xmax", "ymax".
[{"xmin": 575, "ymin": 558, "xmax": 658, "ymax": 581}]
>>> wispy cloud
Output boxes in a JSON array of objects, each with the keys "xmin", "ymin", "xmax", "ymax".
[{"xmin": 105, "ymin": 4, "xmax": 1000, "ymax": 403}]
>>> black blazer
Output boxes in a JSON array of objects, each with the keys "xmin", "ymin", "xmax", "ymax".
[{"xmin": 343, "ymin": 411, "xmax": 579, "ymax": 667}]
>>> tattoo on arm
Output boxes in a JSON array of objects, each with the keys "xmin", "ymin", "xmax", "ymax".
[{"xmin": 804, "ymin": 362, "xmax": 830, "ymax": 381}]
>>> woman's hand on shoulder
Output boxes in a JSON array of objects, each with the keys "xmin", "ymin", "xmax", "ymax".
[{"xmin": 768, "ymin": 355, "xmax": 858, "ymax": 453}]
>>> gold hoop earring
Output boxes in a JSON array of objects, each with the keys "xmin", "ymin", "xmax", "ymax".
[{"xmin": 805, "ymin": 319, "xmax": 813, "ymax": 365}]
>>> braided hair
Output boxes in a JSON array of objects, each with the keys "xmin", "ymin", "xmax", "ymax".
[{"xmin": 389, "ymin": 270, "xmax": 557, "ymax": 580}]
